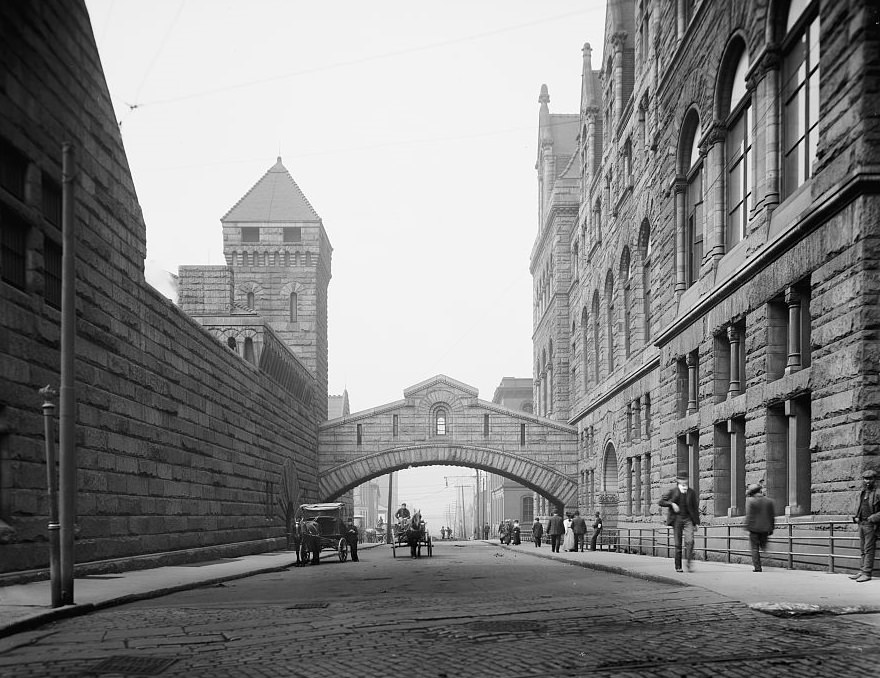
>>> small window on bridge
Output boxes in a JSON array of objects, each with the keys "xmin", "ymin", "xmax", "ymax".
[
  {"xmin": 357, "ymin": 424, "xmax": 363, "ymax": 446},
  {"xmin": 483, "ymin": 414, "xmax": 489, "ymax": 437},
  {"xmin": 436, "ymin": 411, "xmax": 447, "ymax": 436},
  {"xmin": 393, "ymin": 414, "xmax": 399, "ymax": 437},
  {"xmin": 520, "ymin": 423, "xmax": 526, "ymax": 445}
]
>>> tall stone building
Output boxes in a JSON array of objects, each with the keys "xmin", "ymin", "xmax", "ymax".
[
  {"xmin": 179, "ymin": 158, "xmax": 332, "ymax": 422},
  {"xmin": 533, "ymin": 0, "xmax": 880, "ymax": 529}
]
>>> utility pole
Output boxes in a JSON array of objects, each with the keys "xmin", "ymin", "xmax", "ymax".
[
  {"xmin": 59, "ymin": 143, "xmax": 77, "ymax": 605},
  {"xmin": 386, "ymin": 472, "xmax": 393, "ymax": 544}
]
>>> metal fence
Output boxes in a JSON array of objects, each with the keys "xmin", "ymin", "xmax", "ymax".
[{"xmin": 604, "ymin": 520, "xmax": 864, "ymax": 574}]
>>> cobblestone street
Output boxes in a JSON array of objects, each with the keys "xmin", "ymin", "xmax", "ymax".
[{"xmin": 0, "ymin": 543, "xmax": 877, "ymax": 677}]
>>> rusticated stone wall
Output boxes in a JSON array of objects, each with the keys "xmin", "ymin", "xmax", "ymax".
[{"xmin": 0, "ymin": 1, "xmax": 321, "ymax": 574}]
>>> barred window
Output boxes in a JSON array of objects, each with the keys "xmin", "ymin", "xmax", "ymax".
[
  {"xmin": 43, "ymin": 239, "xmax": 62, "ymax": 308},
  {"xmin": 0, "ymin": 139, "xmax": 27, "ymax": 200},
  {"xmin": 1, "ymin": 207, "xmax": 28, "ymax": 289}
]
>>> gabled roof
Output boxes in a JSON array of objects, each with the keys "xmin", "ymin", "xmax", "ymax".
[
  {"xmin": 403, "ymin": 374, "xmax": 479, "ymax": 398},
  {"xmin": 222, "ymin": 157, "xmax": 321, "ymax": 223}
]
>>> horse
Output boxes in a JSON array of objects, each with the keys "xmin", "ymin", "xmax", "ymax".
[
  {"xmin": 405, "ymin": 511, "xmax": 425, "ymax": 559},
  {"xmin": 297, "ymin": 519, "xmax": 321, "ymax": 565}
]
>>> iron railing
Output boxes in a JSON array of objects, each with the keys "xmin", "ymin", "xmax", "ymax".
[{"xmin": 602, "ymin": 519, "xmax": 863, "ymax": 573}]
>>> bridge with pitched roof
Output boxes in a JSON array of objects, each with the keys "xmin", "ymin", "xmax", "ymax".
[{"xmin": 317, "ymin": 375, "xmax": 579, "ymax": 510}]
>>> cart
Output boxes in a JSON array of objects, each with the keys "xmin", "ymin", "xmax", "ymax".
[
  {"xmin": 296, "ymin": 502, "xmax": 352, "ymax": 563},
  {"xmin": 390, "ymin": 514, "xmax": 432, "ymax": 558}
]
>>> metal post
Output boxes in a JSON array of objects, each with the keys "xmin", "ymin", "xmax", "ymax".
[
  {"xmin": 828, "ymin": 521, "xmax": 835, "ymax": 573},
  {"xmin": 39, "ymin": 386, "xmax": 62, "ymax": 608},
  {"xmin": 59, "ymin": 143, "xmax": 77, "ymax": 605},
  {"xmin": 386, "ymin": 473, "xmax": 393, "ymax": 545},
  {"xmin": 787, "ymin": 522, "xmax": 793, "ymax": 569}
]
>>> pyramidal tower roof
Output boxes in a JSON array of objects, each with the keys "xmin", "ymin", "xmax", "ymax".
[{"xmin": 222, "ymin": 157, "xmax": 321, "ymax": 223}]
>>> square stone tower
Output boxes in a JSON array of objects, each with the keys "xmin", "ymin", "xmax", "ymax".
[{"xmin": 180, "ymin": 157, "xmax": 332, "ymax": 420}]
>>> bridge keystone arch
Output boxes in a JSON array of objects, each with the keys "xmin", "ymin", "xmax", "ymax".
[{"xmin": 318, "ymin": 375, "xmax": 578, "ymax": 509}]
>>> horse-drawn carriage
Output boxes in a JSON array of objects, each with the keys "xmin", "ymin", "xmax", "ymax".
[
  {"xmin": 390, "ymin": 510, "xmax": 433, "ymax": 558},
  {"xmin": 295, "ymin": 502, "xmax": 352, "ymax": 564}
]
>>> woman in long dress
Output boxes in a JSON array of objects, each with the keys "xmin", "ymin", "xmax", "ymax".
[{"xmin": 562, "ymin": 513, "xmax": 575, "ymax": 552}]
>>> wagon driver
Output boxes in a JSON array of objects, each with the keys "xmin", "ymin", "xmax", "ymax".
[{"xmin": 395, "ymin": 502, "xmax": 411, "ymax": 523}]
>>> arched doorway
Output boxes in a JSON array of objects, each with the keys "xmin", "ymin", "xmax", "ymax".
[{"xmin": 603, "ymin": 442, "xmax": 619, "ymax": 493}]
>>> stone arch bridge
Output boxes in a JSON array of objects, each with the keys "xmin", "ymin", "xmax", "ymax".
[{"xmin": 317, "ymin": 375, "xmax": 579, "ymax": 509}]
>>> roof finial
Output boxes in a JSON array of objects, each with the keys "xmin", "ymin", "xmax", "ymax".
[{"xmin": 539, "ymin": 83, "xmax": 550, "ymax": 105}]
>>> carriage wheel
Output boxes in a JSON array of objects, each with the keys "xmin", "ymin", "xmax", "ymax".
[
  {"xmin": 426, "ymin": 536, "xmax": 433, "ymax": 557},
  {"xmin": 338, "ymin": 538, "xmax": 349, "ymax": 562}
]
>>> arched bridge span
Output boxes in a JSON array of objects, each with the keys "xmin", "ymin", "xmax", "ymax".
[
  {"xmin": 318, "ymin": 375, "xmax": 578, "ymax": 508},
  {"xmin": 319, "ymin": 444, "xmax": 577, "ymax": 508}
]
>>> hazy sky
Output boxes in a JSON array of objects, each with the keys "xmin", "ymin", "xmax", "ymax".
[{"xmin": 85, "ymin": 0, "xmax": 606, "ymax": 529}]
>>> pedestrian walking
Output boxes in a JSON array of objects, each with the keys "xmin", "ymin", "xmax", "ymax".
[
  {"xmin": 512, "ymin": 520, "xmax": 521, "ymax": 545},
  {"xmin": 571, "ymin": 511, "xmax": 587, "ymax": 552},
  {"xmin": 851, "ymin": 468, "xmax": 880, "ymax": 582},
  {"xmin": 547, "ymin": 509, "xmax": 565, "ymax": 552},
  {"xmin": 483, "ymin": 523, "xmax": 490, "ymax": 540},
  {"xmin": 658, "ymin": 471, "xmax": 700, "ymax": 572},
  {"xmin": 532, "ymin": 517, "xmax": 544, "ymax": 547},
  {"xmin": 562, "ymin": 513, "xmax": 575, "ymax": 551},
  {"xmin": 589, "ymin": 512, "xmax": 603, "ymax": 551},
  {"xmin": 744, "ymin": 484, "xmax": 774, "ymax": 572},
  {"xmin": 345, "ymin": 519, "xmax": 360, "ymax": 562}
]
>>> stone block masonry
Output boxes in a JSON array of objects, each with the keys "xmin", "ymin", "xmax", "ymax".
[{"xmin": 0, "ymin": 2, "xmax": 322, "ymax": 573}]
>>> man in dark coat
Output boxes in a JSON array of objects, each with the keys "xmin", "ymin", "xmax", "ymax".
[
  {"xmin": 589, "ymin": 512, "xmax": 603, "ymax": 551},
  {"xmin": 344, "ymin": 519, "xmax": 360, "ymax": 562},
  {"xmin": 744, "ymin": 484, "xmax": 775, "ymax": 572},
  {"xmin": 852, "ymin": 468, "xmax": 880, "ymax": 582},
  {"xmin": 658, "ymin": 471, "xmax": 700, "ymax": 572},
  {"xmin": 546, "ymin": 509, "xmax": 565, "ymax": 553},
  {"xmin": 531, "ymin": 517, "xmax": 544, "ymax": 547},
  {"xmin": 571, "ymin": 511, "xmax": 588, "ymax": 552}
]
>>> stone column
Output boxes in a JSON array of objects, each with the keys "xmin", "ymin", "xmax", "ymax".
[
  {"xmin": 759, "ymin": 50, "xmax": 781, "ymax": 212},
  {"xmin": 704, "ymin": 124, "xmax": 726, "ymax": 264},
  {"xmin": 673, "ymin": 177, "xmax": 687, "ymax": 298},
  {"xmin": 727, "ymin": 325, "xmax": 742, "ymax": 397},
  {"xmin": 686, "ymin": 352, "xmax": 698, "ymax": 415},
  {"xmin": 633, "ymin": 398, "xmax": 642, "ymax": 442},
  {"xmin": 786, "ymin": 287, "xmax": 802, "ymax": 373}
]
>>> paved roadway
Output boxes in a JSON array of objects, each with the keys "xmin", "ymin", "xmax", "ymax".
[{"xmin": 0, "ymin": 541, "xmax": 877, "ymax": 677}]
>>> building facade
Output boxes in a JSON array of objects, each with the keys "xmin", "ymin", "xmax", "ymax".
[{"xmin": 533, "ymin": 0, "xmax": 880, "ymax": 530}]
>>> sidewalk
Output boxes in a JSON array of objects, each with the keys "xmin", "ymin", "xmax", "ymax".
[
  {"xmin": 500, "ymin": 541, "xmax": 880, "ymax": 625},
  {"xmin": 2, "ymin": 542, "xmax": 879, "ymax": 639}
]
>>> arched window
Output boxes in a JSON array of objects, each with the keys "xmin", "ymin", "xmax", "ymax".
[
  {"xmin": 592, "ymin": 291, "xmax": 601, "ymax": 382},
  {"xmin": 246, "ymin": 291, "xmax": 255, "ymax": 309},
  {"xmin": 782, "ymin": 0, "xmax": 820, "ymax": 198},
  {"xmin": 620, "ymin": 248, "xmax": 632, "ymax": 358},
  {"xmin": 295, "ymin": 252, "xmax": 301, "ymax": 267},
  {"xmin": 639, "ymin": 220, "xmax": 652, "ymax": 341},
  {"xmin": 227, "ymin": 336, "xmax": 237, "ymax": 351},
  {"xmin": 681, "ymin": 111, "xmax": 703, "ymax": 287},
  {"xmin": 306, "ymin": 252, "xmax": 312, "ymax": 267},
  {"xmin": 723, "ymin": 42, "xmax": 751, "ymax": 249},
  {"xmin": 605, "ymin": 272, "xmax": 615, "ymax": 373},
  {"xmin": 243, "ymin": 337, "xmax": 255, "ymax": 364},
  {"xmin": 284, "ymin": 252, "xmax": 290, "ymax": 267},
  {"xmin": 435, "ymin": 409, "xmax": 448, "ymax": 436},
  {"xmin": 289, "ymin": 292, "xmax": 297, "ymax": 322},
  {"xmin": 581, "ymin": 307, "xmax": 590, "ymax": 390}
]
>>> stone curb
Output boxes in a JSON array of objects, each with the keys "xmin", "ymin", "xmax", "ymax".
[{"xmin": 493, "ymin": 542, "xmax": 691, "ymax": 588}]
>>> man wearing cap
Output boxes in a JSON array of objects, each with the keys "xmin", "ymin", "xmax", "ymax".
[
  {"xmin": 395, "ymin": 503, "xmax": 410, "ymax": 521},
  {"xmin": 744, "ymin": 484, "xmax": 775, "ymax": 572},
  {"xmin": 546, "ymin": 509, "xmax": 565, "ymax": 553},
  {"xmin": 531, "ymin": 517, "xmax": 544, "ymax": 547},
  {"xmin": 658, "ymin": 471, "xmax": 700, "ymax": 572},
  {"xmin": 851, "ymin": 469, "xmax": 880, "ymax": 582}
]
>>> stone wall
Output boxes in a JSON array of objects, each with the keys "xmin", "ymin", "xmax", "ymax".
[{"xmin": 0, "ymin": 1, "xmax": 321, "ymax": 573}]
